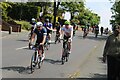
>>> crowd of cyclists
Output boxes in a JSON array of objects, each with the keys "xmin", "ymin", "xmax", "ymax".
[
  {"xmin": 28, "ymin": 17, "xmax": 111, "ymax": 66},
  {"xmin": 29, "ymin": 17, "xmax": 76, "ymax": 65}
]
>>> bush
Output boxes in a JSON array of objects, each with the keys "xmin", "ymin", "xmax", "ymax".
[
  {"xmin": 15, "ymin": 20, "xmax": 31, "ymax": 31},
  {"xmin": 8, "ymin": 3, "xmax": 41, "ymax": 21}
]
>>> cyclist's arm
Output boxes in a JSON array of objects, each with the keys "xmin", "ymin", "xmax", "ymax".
[
  {"xmin": 40, "ymin": 35, "xmax": 46, "ymax": 45},
  {"xmin": 70, "ymin": 26, "xmax": 73, "ymax": 38},
  {"xmin": 60, "ymin": 27, "xmax": 64, "ymax": 39},
  {"xmin": 47, "ymin": 26, "xmax": 53, "ymax": 31},
  {"xmin": 30, "ymin": 33, "xmax": 36, "ymax": 44},
  {"xmin": 40, "ymin": 28, "xmax": 47, "ymax": 45}
]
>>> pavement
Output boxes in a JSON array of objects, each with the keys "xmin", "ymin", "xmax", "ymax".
[{"xmin": 0, "ymin": 30, "xmax": 28, "ymax": 39}]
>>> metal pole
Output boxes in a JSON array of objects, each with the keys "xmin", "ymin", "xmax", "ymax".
[{"xmin": 9, "ymin": 26, "xmax": 12, "ymax": 34}]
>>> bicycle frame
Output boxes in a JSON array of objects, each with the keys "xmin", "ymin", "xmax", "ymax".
[
  {"xmin": 44, "ymin": 36, "xmax": 50, "ymax": 50},
  {"xmin": 61, "ymin": 39, "xmax": 69, "ymax": 64},
  {"xmin": 55, "ymin": 33, "xmax": 60, "ymax": 43},
  {"xmin": 30, "ymin": 44, "xmax": 43, "ymax": 73}
]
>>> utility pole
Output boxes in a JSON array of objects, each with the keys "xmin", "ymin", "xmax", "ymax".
[
  {"xmin": 53, "ymin": 0, "xmax": 56, "ymax": 29},
  {"xmin": 53, "ymin": 0, "xmax": 60, "ymax": 29}
]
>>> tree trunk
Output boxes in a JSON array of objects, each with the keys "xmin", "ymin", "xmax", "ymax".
[{"xmin": 53, "ymin": 1, "xmax": 57, "ymax": 29}]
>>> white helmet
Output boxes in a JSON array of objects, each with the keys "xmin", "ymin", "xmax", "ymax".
[
  {"xmin": 32, "ymin": 18, "xmax": 35, "ymax": 21},
  {"xmin": 36, "ymin": 22, "xmax": 43, "ymax": 27}
]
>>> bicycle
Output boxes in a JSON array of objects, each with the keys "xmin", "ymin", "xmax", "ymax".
[
  {"xmin": 55, "ymin": 33, "xmax": 61, "ymax": 44},
  {"xmin": 61, "ymin": 39, "xmax": 70, "ymax": 65},
  {"xmin": 30, "ymin": 44, "xmax": 44, "ymax": 73},
  {"xmin": 95, "ymin": 30, "xmax": 99, "ymax": 38}
]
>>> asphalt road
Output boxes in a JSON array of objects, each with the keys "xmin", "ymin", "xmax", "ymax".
[{"xmin": 1, "ymin": 30, "xmax": 108, "ymax": 79}]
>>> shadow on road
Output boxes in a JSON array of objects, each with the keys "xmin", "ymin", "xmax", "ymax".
[
  {"xmin": 77, "ymin": 34, "xmax": 108, "ymax": 41},
  {"xmin": 16, "ymin": 39, "xmax": 29, "ymax": 42},
  {"xmin": 76, "ymin": 73, "xmax": 107, "ymax": 80},
  {"xmin": 44, "ymin": 58, "xmax": 62, "ymax": 65},
  {"xmin": 2, "ymin": 66, "xmax": 32, "ymax": 74}
]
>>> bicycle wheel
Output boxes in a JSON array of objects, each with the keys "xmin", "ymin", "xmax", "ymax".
[
  {"xmin": 61, "ymin": 52, "xmax": 66, "ymax": 65},
  {"xmin": 61, "ymin": 56, "xmax": 65, "ymax": 65},
  {"xmin": 44, "ymin": 43, "xmax": 48, "ymax": 50},
  {"xmin": 55, "ymin": 36, "xmax": 57, "ymax": 44},
  {"xmin": 30, "ymin": 55, "xmax": 34, "ymax": 73},
  {"xmin": 38, "ymin": 57, "xmax": 43, "ymax": 69}
]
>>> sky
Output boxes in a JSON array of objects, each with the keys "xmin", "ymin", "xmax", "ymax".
[{"xmin": 85, "ymin": 0, "xmax": 114, "ymax": 30}]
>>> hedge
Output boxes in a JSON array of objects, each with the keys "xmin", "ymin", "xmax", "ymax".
[{"xmin": 7, "ymin": 3, "xmax": 41, "ymax": 21}]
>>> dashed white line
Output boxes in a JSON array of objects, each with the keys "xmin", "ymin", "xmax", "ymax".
[{"xmin": 16, "ymin": 46, "xmax": 28, "ymax": 50}]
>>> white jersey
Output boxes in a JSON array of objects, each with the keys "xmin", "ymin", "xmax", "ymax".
[{"xmin": 62, "ymin": 25, "xmax": 73, "ymax": 37}]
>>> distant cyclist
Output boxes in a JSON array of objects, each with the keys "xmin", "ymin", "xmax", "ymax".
[
  {"xmin": 72, "ymin": 23, "xmax": 78, "ymax": 36},
  {"xmin": 95, "ymin": 25, "xmax": 99, "ymax": 38},
  {"xmin": 61, "ymin": 20, "xmax": 73, "ymax": 54},
  {"xmin": 55, "ymin": 22, "xmax": 61, "ymax": 43},
  {"xmin": 83, "ymin": 25, "xmax": 89, "ymax": 38},
  {"xmin": 43, "ymin": 19, "xmax": 53, "ymax": 42},
  {"xmin": 100, "ymin": 26, "xmax": 104, "ymax": 36},
  {"xmin": 30, "ymin": 18, "xmax": 36, "ymax": 38},
  {"xmin": 30, "ymin": 18, "xmax": 36, "ymax": 31},
  {"xmin": 30, "ymin": 22, "xmax": 47, "ymax": 61}
]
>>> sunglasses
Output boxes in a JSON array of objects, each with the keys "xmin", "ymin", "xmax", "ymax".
[{"xmin": 37, "ymin": 27, "xmax": 41, "ymax": 28}]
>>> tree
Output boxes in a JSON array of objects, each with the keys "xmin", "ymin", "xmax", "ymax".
[
  {"xmin": 110, "ymin": 1, "xmax": 120, "ymax": 30},
  {"xmin": 0, "ymin": 2, "xmax": 12, "ymax": 21},
  {"xmin": 60, "ymin": 2, "xmax": 85, "ymax": 20}
]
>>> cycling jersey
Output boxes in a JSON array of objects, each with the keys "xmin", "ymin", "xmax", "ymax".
[
  {"xmin": 62, "ymin": 25, "xmax": 73, "ymax": 37},
  {"xmin": 43, "ymin": 23, "xmax": 52, "ymax": 34},
  {"xmin": 56, "ymin": 25, "xmax": 61, "ymax": 34},
  {"xmin": 34, "ymin": 27, "xmax": 47, "ymax": 43}
]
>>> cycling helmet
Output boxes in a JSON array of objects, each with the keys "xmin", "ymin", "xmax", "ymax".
[
  {"xmin": 45, "ymin": 19, "xmax": 49, "ymax": 22},
  {"xmin": 36, "ymin": 22, "xmax": 43, "ymax": 27},
  {"xmin": 64, "ymin": 20, "xmax": 70, "ymax": 25},
  {"xmin": 32, "ymin": 18, "xmax": 35, "ymax": 21}
]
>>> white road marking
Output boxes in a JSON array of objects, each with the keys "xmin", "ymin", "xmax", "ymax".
[{"xmin": 16, "ymin": 46, "xmax": 28, "ymax": 50}]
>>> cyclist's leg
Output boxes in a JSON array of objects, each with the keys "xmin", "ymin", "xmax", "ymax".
[
  {"xmin": 68, "ymin": 37, "xmax": 72, "ymax": 54},
  {"xmin": 49, "ymin": 31, "xmax": 52, "ymax": 42},
  {"xmin": 62, "ymin": 35, "xmax": 68, "ymax": 55},
  {"xmin": 40, "ymin": 45, "xmax": 45, "ymax": 61}
]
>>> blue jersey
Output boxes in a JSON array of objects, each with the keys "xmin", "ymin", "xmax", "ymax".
[
  {"xmin": 43, "ymin": 23, "xmax": 52, "ymax": 32},
  {"xmin": 34, "ymin": 27, "xmax": 47, "ymax": 43}
]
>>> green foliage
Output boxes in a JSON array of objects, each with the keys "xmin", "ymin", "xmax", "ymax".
[
  {"xmin": 60, "ymin": 2, "xmax": 100, "ymax": 26},
  {"xmin": 7, "ymin": 3, "xmax": 41, "ymax": 21},
  {"xmin": 111, "ymin": 1, "xmax": 120, "ymax": 25},
  {"xmin": 15, "ymin": 20, "xmax": 31, "ymax": 30},
  {"xmin": 0, "ymin": 2, "xmax": 12, "ymax": 21},
  {"xmin": 71, "ymin": 19, "xmax": 79, "ymax": 24}
]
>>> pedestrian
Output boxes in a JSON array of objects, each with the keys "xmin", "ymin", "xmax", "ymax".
[
  {"xmin": 102, "ymin": 25, "xmax": 120, "ymax": 80},
  {"xmin": 100, "ymin": 26, "xmax": 104, "ymax": 36}
]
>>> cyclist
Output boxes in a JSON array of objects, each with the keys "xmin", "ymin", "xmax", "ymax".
[
  {"xmin": 83, "ymin": 25, "xmax": 89, "ymax": 38},
  {"xmin": 30, "ymin": 18, "xmax": 36, "ymax": 31},
  {"xmin": 55, "ymin": 22, "xmax": 61, "ymax": 43},
  {"xmin": 72, "ymin": 23, "xmax": 78, "ymax": 36},
  {"xmin": 30, "ymin": 22, "xmax": 47, "ymax": 61},
  {"xmin": 100, "ymin": 26, "xmax": 104, "ymax": 36},
  {"xmin": 29, "ymin": 18, "xmax": 36, "ymax": 38},
  {"xmin": 95, "ymin": 24, "xmax": 99, "ymax": 38},
  {"xmin": 43, "ymin": 19, "xmax": 53, "ymax": 43},
  {"xmin": 61, "ymin": 20, "xmax": 73, "ymax": 54}
]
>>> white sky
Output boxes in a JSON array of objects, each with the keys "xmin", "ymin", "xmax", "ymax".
[{"xmin": 85, "ymin": 0, "xmax": 114, "ymax": 30}]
